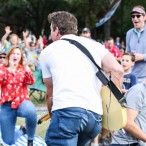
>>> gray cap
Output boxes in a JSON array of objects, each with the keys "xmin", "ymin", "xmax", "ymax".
[
  {"xmin": 82, "ymin": 27, "xmax": 90, "ymax": 33},
  {"xmin": 131, "ymin": 7, "xmax": 146, "ymax": 14},
  {"xmin": 0, "ymin": 52, "xmax": 6, "ymax": 56}
]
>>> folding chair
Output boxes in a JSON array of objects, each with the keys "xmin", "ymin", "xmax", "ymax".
[{"xmin": 29, "ymin": 70, "xmax": 46, "ymax": 103}]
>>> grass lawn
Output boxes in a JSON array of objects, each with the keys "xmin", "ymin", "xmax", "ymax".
[{"xmin": 16, "ymin": 90, "xmax": 49, "ymax": 139}]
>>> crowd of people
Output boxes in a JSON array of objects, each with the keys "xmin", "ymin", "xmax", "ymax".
[
  {"xmin": 0, "ymin": 27, "xmax": 54, "ymax": 73},
  {"xmin": 0, "ymin": 27, "xmax": 48, "ymax": 145},
  {"xmin": 0, "ymin": 4, "xmax": 146, "ymax": 146}
]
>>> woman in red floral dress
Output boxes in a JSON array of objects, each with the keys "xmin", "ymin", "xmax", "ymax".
[{"xmin": 0, "ymin": 46, "xmax": 37, "ymax": 146}]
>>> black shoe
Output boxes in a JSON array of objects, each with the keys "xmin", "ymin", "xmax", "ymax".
[
  {"xmin": 99, "ymin": 138, "xmax": 110, "ymax": 146},
  {"xmin": 28, "ymin": 140, "xmax": 33, "ymax": 146},
  {"xmin": 20, "ymin": 125, "xmax": 27, "ymax": 134}
]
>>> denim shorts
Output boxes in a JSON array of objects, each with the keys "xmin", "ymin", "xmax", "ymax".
[{"xmin": 45, "ymin": 107, "xmax": 102, "ymax": 146}]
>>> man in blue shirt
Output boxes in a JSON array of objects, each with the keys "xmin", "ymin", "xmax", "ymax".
[
  {"xmin": 110, "ymin": 6, "xmax": 146, "ymax": 146},
  {"xmin": 126, "ymin": 5, "xmax": 146, "ymax": 83}
]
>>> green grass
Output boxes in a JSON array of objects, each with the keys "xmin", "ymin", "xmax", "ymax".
[
  {"xmin": 16, "ymin": 90, "xmax": 49, "ymax": 139},
  {"xmin": 29, "ymin": 90, "xmax": 46, "ymax": 107}
]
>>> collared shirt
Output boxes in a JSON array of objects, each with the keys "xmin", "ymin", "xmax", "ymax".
[
  {"xmin": 134, "ymin": 28, "xmax": 144, "ymax": 38},
  {"xmin": 0, "ymin": 64, "xmax": 35, "ymax": 109},
  {"xmin": 126, "ymin": 25, "xmax": 146, "ymax": 81}
]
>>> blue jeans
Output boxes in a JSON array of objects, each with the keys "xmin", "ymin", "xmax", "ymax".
[
  {"xmin": 45, "ymin": 107, "xmax": 102, "ymax": 146},
  {"xmin": 0, "ymin": 125, "xmax": 24, "ymax": 142},
  {"xmin": 0, "ymin": 100, "xmax": 37, "ymax": 145}
]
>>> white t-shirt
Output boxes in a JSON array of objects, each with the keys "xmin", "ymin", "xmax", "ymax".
[{"xmin": 40, "ymin": 34, "xmax": 109, "ymax": 115}]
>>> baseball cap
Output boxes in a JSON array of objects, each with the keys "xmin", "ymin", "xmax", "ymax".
[
  {"xmin": 0, "ymin": 52, "xmax": 6, "ymax": 56},
  {"xmin": 82, "ymin": 27, "xmax": 90, "ymax": 33},
  {"xmin": 131, "ymin": 7, "xmax": 146, "ymax": 14}
]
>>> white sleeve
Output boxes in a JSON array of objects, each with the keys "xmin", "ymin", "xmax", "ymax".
[{"xmin": 39, "ymin": 50, "xmax": 52, "ymax": 79}]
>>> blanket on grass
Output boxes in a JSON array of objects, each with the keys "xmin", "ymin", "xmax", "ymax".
[{"xmin": 0, "ymin": 126, "xmax": 47, "ymax": 146}]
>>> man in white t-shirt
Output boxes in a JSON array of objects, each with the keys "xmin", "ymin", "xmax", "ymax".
[{"xmin": 40, "ymin": 11, "xmax": 124, "ymax": 146}]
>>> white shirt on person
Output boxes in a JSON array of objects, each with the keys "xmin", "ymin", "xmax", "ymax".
[{"xmin": 40, "ymin": 34, "xmax": 109, "ymax": 115}]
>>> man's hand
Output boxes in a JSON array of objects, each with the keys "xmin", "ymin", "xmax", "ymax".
[
  {"xmin": 5, "ymin": 26, "xmax": 12, "ymax": 35},
  {"xmin": 23, "ymin": 58, "xmax": 31, "ymax": 72},
  {"xmin": 134, "ymin": 53, "xmax": 144, "ymax": 61},
  {"xmin": 23, "ymin": 30, "xmax": 29, "ymax": 38}
]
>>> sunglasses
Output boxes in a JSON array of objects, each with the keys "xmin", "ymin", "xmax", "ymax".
[
  {"xmin": 131, "ymin": 14, "xmax": 142, "ymax": 19},
  {"xmin": 0, "ymin": 56, "xmax": 6, "ymax": 59}
]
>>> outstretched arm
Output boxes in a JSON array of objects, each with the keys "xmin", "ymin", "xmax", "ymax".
[
  {"xmin": 102, "ymin": 52, "xmax": 124, "ymax": 88},
  {"xmin": 23, "ymin": 30, "xmax": 29, "ymax": 49},
  {"xmin": 124, "ymin": 108, "xmax": 146, "ymax": 142},
  {"xmin": 1, "ymin": 26, "xmax": 12, "ymax": 46}
]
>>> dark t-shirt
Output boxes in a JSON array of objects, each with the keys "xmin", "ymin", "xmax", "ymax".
[{"xmin": 123, "ymin": 73, "xmax": 137, "ymax": 90}]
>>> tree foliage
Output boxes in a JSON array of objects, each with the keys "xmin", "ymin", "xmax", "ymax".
[
  {"xmin": 0, "ymin": 0, "xmax": 146, "ymax": 41},
  {"xmin": 0, "ymin": 0, "xmax": 69, "ymax": 38}
]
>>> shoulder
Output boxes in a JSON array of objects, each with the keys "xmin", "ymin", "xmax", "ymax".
[
  {"xmin": 113, "ymin": 45, "xmax": 120, "ymax": 50},
  {"xmin": 130, "ymin": 73, "xmax": 137, "ymax": 78},
  {"xmin": 126, "ymin": 83, "xmax": 145, "ymax": 96},
  {"xmin": 125, "ymin": 83, "xmax": 146, "ymax": 108},
  {"xmin": 126, "ymin": 73, "xmax": 136, "ymax": 78},
  {"xmin": 40, "ymin": 43, "xmax": 53, "ymax": 55},
  {"xmin": 83, "ymin": 37, "xmax": 105, "ymax": 52},
  {"xmin": 126, "ymin": 28, "xmax": 134, "ymax": 36},
  {"xmin": 61, "ymin": 35, "xmax": 106, "ymax": 52}
]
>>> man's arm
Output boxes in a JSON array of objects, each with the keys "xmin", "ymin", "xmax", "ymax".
[
  {"xmin": 134, "ymin": 53, "xmax": 145, "ymax": 61},
  {"xmin": 1, "ymin": 26, "xmax": 12, "ymax": 46},
  {"xmin": 124, "ymin": 108, "xmax": 146, "ymax": 142},
  {"xmin": 102, "ymin": 53, "xmax": 124, "ymax": 88},
  {"xmin": 43, "ymin": 77, "xmax": 53, "ymax": 116},
  {"xmin": 22, "ymin": 30, "xmax": 29, "ymax": 49}
]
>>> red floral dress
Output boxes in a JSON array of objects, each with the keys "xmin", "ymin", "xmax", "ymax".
[{"xmin": 0, "ymin": 64, "xmax": 35, "ymax": 109}]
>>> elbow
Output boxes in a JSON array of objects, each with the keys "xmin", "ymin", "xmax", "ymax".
[
  {"xmin": 124, "ymin": 120, "xmax": 134, "ymax": 131},
  {"xmin": 116, "ymin": 66, "xmax": 124, "ymax": 77},
  {"xmin": 119, "ymin": 69, "xmax": 124, "ymax": 77}
]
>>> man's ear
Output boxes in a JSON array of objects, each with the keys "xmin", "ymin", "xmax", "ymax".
[
  {"xmin": 56, "ymin": 27, "xmax": 62, "ymax": 39},
  {"xmin": 55, "ymin": 27, "xmax": 60, "ymax": 35}
]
